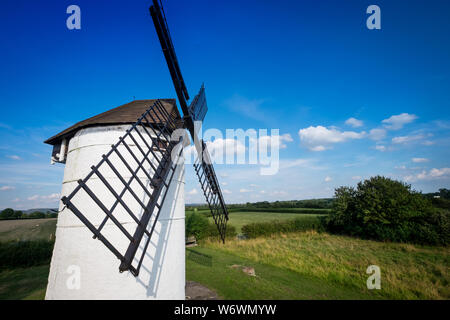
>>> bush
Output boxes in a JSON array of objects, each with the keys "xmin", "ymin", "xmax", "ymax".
[
  {"xmin": 186, "ymin": 211, "xmax": 237, "ymax": 240},
  {"xmin": 242, "ymin": 216, "xmax": 323, "ymax": 239},
  {"xmin": 0, "ymin": 240, "xmax": 54, "ymax": 269},
  {"xmin": 186, "ymin": 212, "xmax": 209, "ymax": 240},
  {"xmin": 325, "ymin": 176, "xmax": 448, "ymax": 245}
]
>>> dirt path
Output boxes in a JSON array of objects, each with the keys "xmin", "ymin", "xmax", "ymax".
[{"xmin": 185, "ymin": 281, "xmax": 219, "ymax": 300}]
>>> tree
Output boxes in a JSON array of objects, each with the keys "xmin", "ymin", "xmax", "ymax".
[
  {"xmin": 13, "ymin": 210, "xmax": 23, "ymax": 219},
  {"xmin": 29, "ymin": 211, "xmax": 45, "ymax": 219},
  {"xmin": 326, "ymin": 176, "xmax": 448, "ymax": 245},
  {"xmin": 439, "ymin": 188, "xmax": 450, "ymax": 200},
  {"xmin": 0, "ymin": 208, "xmax": 15, "ymax": 219},
  {"xmin": 185, "ymin": 212, "xmax": 209, "ymax": 240}
]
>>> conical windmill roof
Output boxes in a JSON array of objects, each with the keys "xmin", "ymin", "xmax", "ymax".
[{"xmin": 44, "ymin": 99, "xmax": 180, "ymax": 145}]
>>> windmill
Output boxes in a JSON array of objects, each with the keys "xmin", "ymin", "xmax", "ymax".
[{"xmin": 44, "ymin": 0, "xmax": 228, "ymax": 300}]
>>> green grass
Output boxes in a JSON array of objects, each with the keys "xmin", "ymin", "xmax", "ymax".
[
  {"xmin": 186, "ymin": 246, "xmax": 376, "ymax": 299},
  {"xmin": 0, "ymin": 265, "xmax": 49, "ymax": 300},
  {"xmin": 0, "ymin": 218, "xmax": 57, "ymax": 242},
  {"xmin": 210, "ymin": 211, "xmax": 321, "ymax": 234},
  {"xmin": 202, "ymin": 231, "xmax": 450, "ymax": 299}
]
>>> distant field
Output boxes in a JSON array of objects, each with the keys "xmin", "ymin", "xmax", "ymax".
[
  {"xmin": 0, "ymin": 219, "xmax": 57, "ymax": 242},
  {"xmin": 208, "ymin": 211, "xmax": 322, "ymax": 234}
]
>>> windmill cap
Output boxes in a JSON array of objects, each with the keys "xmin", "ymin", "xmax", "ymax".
[{"xmin": 44, "ymin": 99, "xmax": 181, "ymax": 145}]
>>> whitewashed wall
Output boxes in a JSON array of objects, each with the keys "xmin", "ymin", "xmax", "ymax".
[{"xmin": 45, "ymin": 125, "xmax": 185, "ymax": 300}]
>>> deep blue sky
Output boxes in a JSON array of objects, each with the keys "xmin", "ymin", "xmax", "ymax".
[{"xmin": 1, "ymin": 0, "xmax": 449, "ymax": 208}]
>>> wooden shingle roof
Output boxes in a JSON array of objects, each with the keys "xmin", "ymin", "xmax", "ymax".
[{"xmin": 44, "ymin": 99, "xmax": 180, "ymax": 145}]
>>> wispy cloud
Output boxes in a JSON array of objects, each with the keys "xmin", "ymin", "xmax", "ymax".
[
  {"xmin": 412, "ymin": 157, "xmax": 429, "ymax": 163},
  {"xmin": 187, "ymin": 188, "xmax": 198, "ymax": 195},
  {"xmin": 223, "ymin": 95, "xmax": 267, "ymax": 122},
  {"xmin": 6, "ymin": 155, "xmax": 21, "ymax": 160},
  {"xmin": 392, "ymin": 134, "xmax": 426, "ymax": 144},
  {"xmin": 345, "ymin": 117, "xmax": 364, "ymax": 128},
  {"xmin": 404, "ymin": 168, "xmax": 450, "ymax": 182},
  {"xmin": 368, "ymin": 128, "xmax": 386, "ymax": 141},
  {"xmin": 382, "ymin": 113, "xmax": 418, "ymax": 130},
  {"xmin": 0, "ymin": 186, "xmax": 15, "ymax": 191},
  {"xmin": 374, "ymin": 145, "xmax": 387, "ymax": 152}
]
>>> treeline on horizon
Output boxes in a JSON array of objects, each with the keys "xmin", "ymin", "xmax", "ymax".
[
  {"xmin": 0, "ymin": 208, "xmax": 58, "ymax": 220},
  {"xmin": 188, "ymin": 188, "xmax": 450, "ymax": 210}
]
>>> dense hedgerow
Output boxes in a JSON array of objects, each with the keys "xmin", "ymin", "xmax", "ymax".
[
  {"xmin": 325, "ymin": 176, "xmax": 449, "ymax": 246},
  {"xmin": 186, "ymin": 211, "xmax": 237, "ymax": 240},
  {"xmin": 227, "ymin": 207, "xmax": 330, "ymax": 215},
  {"xmin": 241, "ymin": 216, "xmax": 324, "ymax": 239},
  {"xmin": 0, "ymin": 240, "xmax": 54, "ymax": 269}
]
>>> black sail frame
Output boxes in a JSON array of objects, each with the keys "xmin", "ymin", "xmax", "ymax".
[
  {"xmin": 150, "ymin": 0, "xmax": 229, "ymax": 242},
  {"xmin": 61, "ymin": 100, "xmax": 184, "ymax": 276}
]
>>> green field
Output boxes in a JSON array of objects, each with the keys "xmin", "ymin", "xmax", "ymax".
[
  {"xmin": 0, "ymin": 218, "xmax": 56, "ymax": 242},
  {"xmin": 208, "ymin": 211, "xmax": 321, "ymax": 234},
  {"xmin": 0, "ymin": 212, "xmax": 449, "ymax": 300}
]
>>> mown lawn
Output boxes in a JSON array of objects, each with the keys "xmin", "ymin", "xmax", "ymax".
[
  {"xmin": 186, "ymin": 246, "xmax": 376, "ymax": 299},
  {"xmin": 199, "ymin": 231, "xmax": 450, "ymax": 299},
  {"xmin": 208, "ymin": 211, "xmax": 321, "ymax": 234}
]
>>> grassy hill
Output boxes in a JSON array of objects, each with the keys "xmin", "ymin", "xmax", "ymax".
[{"xmin": 188, "ymin": 231, "xmax": 449, "ymax": 299}]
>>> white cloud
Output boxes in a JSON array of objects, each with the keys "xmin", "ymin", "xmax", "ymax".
[
  {"xmin": 382, "ymin": 113, "xmax": 417, "ymax": 130},
  {"xmin": 271, "ymin": 190, "xmax": 287, "ymax": 196},
  {"xmin": 12, "ymin": 198, "xmax": 20, "ymax": 203},
  {"xmin": 404, "ymin": 168, "xmax": 450, "ymax": 182},
  {"xmin": 207, "ymin": 138, "xmax": 246, "ymax": 158},
  {"xmin": 392, "ymin": 134, "xmax": 425, "ymax": 144},
  {"xmin": 187, "ymin": 189, "xmax": 198, "ymax": 195},
  {"xmin": 368, "ymin": 128, "xmax": 387, "ymax": 141},
  {"xmin": 298, "ymin": 126, "xmax": 365, "ymax": 151},
  {"xmin": 0, "ymin": 186, "xmax": 15, "ymax": 191},
  {"xmin": 222, "ymin": 189, "xmax": 232, "ymax": 194},
  {"xmin": 412, "ymin": 158, "xmax": 429, "ymax": 163},
  {"xmin": 249, "ymin": 184, "xmax": 259, "ymax": 188},
  {"xmin": 345, "ymin": 117, "xmax": 364, "ymax": 128},
  {"xmin": 6, "ymin": 155, "xmax": 21, "ymax": 160},
  {"xmin": 27, "ymin": 193, "xmax": 60, "ymax": 202},
  {"xmin": 324, "ymin": 176, "xmax": 332, "ymax": 182},
  {"xmin": 375, "ymin": 145, "xmax": 386, "ymax": 152},
  {"xmin": 352, "ymin": 176, "xmax": 362, "ymax": 180},
  {"xmin": 254, "ymin": 134, "xmax": 293, "ymax": 150},
  {"xmin": 239, "ymin": 188, "xmax": 251, "ymax": 193}
]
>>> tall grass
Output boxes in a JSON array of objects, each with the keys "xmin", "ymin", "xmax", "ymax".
[
  {"xmin": 204, "ymin": 231, "xmax": 450, "ymax": 299},
  {"xmin": 0, "ymin": 240, "xmax": 54, "ymax": 270}
]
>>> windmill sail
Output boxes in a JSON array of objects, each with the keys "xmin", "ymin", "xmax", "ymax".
[
  {"xmin": 61, "ymin": 100, "xmax": 184, "ymax": 276},
  {"xmin": 150, "ymin": 1, "xmax": 229, "ymax": 242}
]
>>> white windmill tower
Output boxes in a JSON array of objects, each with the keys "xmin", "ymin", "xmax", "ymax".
[{"xmin": 44, "ymin": 1, "xmax": 229, "ymax": 300}]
